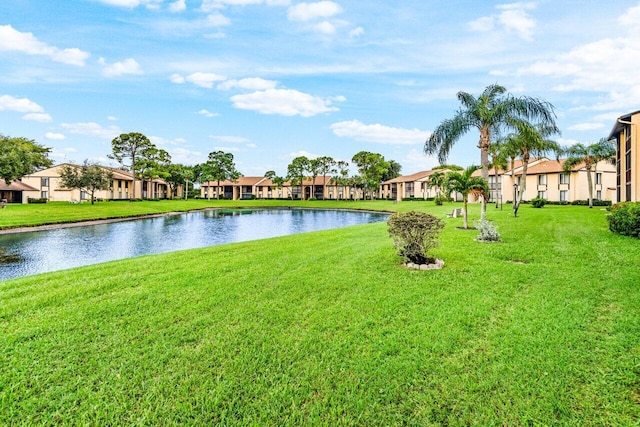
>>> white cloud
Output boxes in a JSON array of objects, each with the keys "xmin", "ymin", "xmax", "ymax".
[
  {"xmin": 217, "ymin": 77, "xmax": 278, "ymax": 91},
  {"xmin": 618, "ymin": 4, "xmax": 640, "ymax": 27},
  {"xmin": 0, "ymin": 25, "xmax": 90, "ymax": 66},
  {"xmin": 349, "ymin": 27, "xmax": 364, "ymax": 37},
  {"xmin": 287, "ymin": 150, "xmax": 319, "ymax": 159},
  {"xmin": 100, "ymin": 58, "xmax": 143, "ymax": 77},
  {"xmin": 186, "ymin": 72, "xmax": 227, "ymax": 88},
  {"xmin": 567, "ymin": 122, "xmax": 605, "ymax": 131},
  {"xmin": 23, "ymin": 113, "xmax": 52, "ymax": 122},
  {"xmin": 287, "ymin": 1, "xmax": 342, "ymax": 22},
  {"xmin": 207, "ymin": 13, "xmax": 231, "ymax": 26},
  {"xmin": 468, "ymin": 3, "xmax": 536, "ymax": 41},
  {"xmin": 401, "ymin": 148, "xmax": 439, "ymax": 172},
  {"xmin": 60, "ymin": 122, "xmax": 121, "ymax": 140},
  {"xmin": 314, "ymin": 21, "xmax": 336, "ymax": 34},
  {"xmin": 150, "ymin": 136, "xmax": 187, "ymax": 147},
  {"xmin": 44, "ymin": 132, "xmax": 66, "ymax": 140},
  {"xmin": 197, "ymin": 109, "xmax": 219, "ymax": 117},
  {"xmin": 93, "ymin": 0, "xmax": 162, "ymax": 8},
  {"xmin": 331, "ymin": 120, "xmax": 430, "ymax": 145},
  {"xmin": 170, "ymin": 73, "xmax": 186, "ymax": 84},
  {"xmin": 209, "ymin": 135, "xmax": 250, "ymax": 143},
  {"xmin": 164, "ymin": 147, "xmax": 205, "ymax": 165},
  {"xmin": 230, "ymin": 88, "xmax": 343, "ymax": 117},
  {"xmin": 169, "ymin": 0, "xmax": 186, "ymax": 12},
  {"xmin": 0, "ymin": 95, "xmax": 44, "ymax": 113},
  {"xmin": 107, "ymin": 115, "xmax": 118, "ymax": 121}
]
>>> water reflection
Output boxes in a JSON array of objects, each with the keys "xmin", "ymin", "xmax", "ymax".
[{"xmin": 0, "ymin": 209, "xmax": 388, "ymax": 280}]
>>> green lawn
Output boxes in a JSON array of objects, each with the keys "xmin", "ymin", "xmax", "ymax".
[{"xmin": 1, "ymin": 202, "xmax": 639, "ymax": 425}]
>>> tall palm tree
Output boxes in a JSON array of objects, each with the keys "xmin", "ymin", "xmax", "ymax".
[
  {"xmin": 424, "ymin": 84, "xmax": 557, "ymax": 219},
  {"xmin": 563, "ymin": 138, "xmax": 616, "ymax": 208},
  {"xmin": 444, "ymin": 166, "xmax": 489, "ymax": 229},
  {"xmin": 488, "ymin": 141, "xmax": 509, "ymax": 208},
  {"xmin": 507, "ymin": 122, "xmax": 561, "ymax": 217}
]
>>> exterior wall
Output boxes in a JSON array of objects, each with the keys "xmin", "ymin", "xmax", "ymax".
[{"xmin": 614, "ymin": 113, "xmax": 640, "ymax": 202}]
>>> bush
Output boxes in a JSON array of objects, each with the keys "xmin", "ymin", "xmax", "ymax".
[
  {"xmin": 531, "ymin": 196, "xmax": 547, "ymax": 208},
  {"xmin": 388, "ymin": 211, "xmax": 444, "ymax": 264},
  {"xmin": 27, "ymin": 198, "xmax": 47, "ymax": 204},
  {"xmin": 607, "ymin": 202, "xmax": 640, "ymax": 238},
  {"xmin": 474, "ymin": 219, "xmax": 502, "ymax": 242},
  {"xmin": 571, "ymin": 199, "xmax": 612, "ymax": 206}
]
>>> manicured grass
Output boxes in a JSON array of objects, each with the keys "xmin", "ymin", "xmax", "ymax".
[{"xmin": 1, "ymin": 203, "xmax": 639, "ymax": 424}]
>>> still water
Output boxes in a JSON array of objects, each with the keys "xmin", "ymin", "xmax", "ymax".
[{"xmin": 0, "ymin": 208, "xmax": 389, "ymax": 280}]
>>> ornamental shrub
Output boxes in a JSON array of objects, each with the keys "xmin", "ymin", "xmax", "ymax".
[
  {"xmin": 474, "ymin": 219, "xmax": 502, "ymax": 242},
  {"xmin": 388, "ymin": 211, "xmax": 444, "ymax": 264},
  {"xmin": 531, "ymin": 196, "xmax": 546, "ymax": 208},
  {"xmin": 607, "ymin": 202, "xmax": 640, "ymax": 238}
]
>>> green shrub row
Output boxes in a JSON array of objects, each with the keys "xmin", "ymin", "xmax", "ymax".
[
  {"xmin": 607, "ymin": 202, "xmax": 640, "ymax": 238},
  {"xmin": 27, "ymin": 198, "xmax": 47, "ymax": 204}
]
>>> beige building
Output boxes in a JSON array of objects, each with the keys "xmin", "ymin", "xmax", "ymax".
[
  {"xmin": 609, "ymin": 110, "xmax": 640, "ymax": 202},
  {"xmin": 201, "ymin": 176, "xmax": 362, "ymax": 200},
  {"xmin": 19, "ymin": 164, "xmax": 178, "ymax": 203}
]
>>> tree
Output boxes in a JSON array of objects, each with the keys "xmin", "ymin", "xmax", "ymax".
[
  {"xmin": 164, "ymin": 164, "xmax": 193, "ymax": 199},
  {"xmin": 563, "ymin": 138, "xmax": 616, "ymax": 208},
  {"xmin": 424, "ymin": 84, "xmax": 557, "ymax": 219},
  {"xmin": 330, "ymin": 160, "xmax": 350, "ymax": 199},
  {"xmin": 0, "ymin": 135, "xmax": 52, "ymax": 184},
  {"xmin": 286, "ymin": 156, "xmax": 309, "ymax": 200},
  {"xmin": 264, "ymin": 170, "xmax": 286, "ymax": 198},
  {"xmin": 351, "ymin": 151, "xmax": 389, "ymax": 200},
  {"xmin": 308, "ymin": 158, "xmax": 322, "ymax": 199},
  {"xmin": 315, "ymin": 156, "xmax": 336, "ymax": 199},
  {"xmin": 202, "ymin": 151, "xmax": 241, "ymax": 199},
  {"xmin": 138, "ymin": 147, "xmax": 171, "ymax": 199},
  {"xmin": 59, "ymin": 161, "xmax": 113, "ymax": 205},
  {"xmin": 444, "ymin": 166, "xmax": 489, "ymax": 229},
  {"xmin": 488, "ymin": 140, "xmax": 509, "ymax": 208},
  {"xmin": 381, "ymin": 160, "xmax": 402, "ymax": 182},
  {"xmin": 109, "ymin": 132, "xmax": 155, "ymax": 199},
  {"xmin": 507, "ymin": 122, "xmax": 561, "ymax": 217}
]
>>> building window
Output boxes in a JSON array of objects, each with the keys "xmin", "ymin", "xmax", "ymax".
[
  {"xmin": 41, "ymin": 177, "xmax": 49, "ymax": 187},
  {"xmin": 560, "ymin": 190, "xmax": 568, "ymax": 202},
  {"xmin": 559, "ymin": 173, "xmax": 570, "ymax": 184},
  {"xmin": 595, "ymin": 173, "xmax": 602, "ymax": 185},
  {"xmin": 80, "ymin": 191, "xmax": 88, "ymax": 200},
  {"xmin": 537, "ymin": 174, "xmax": 547, "ymax": 185},
  {"xmin": 537, "ymin": 191, "xmax": 547, "ymax": 199},
  {"xmin": 41, "ymin": 191, "xmax": 48, "ymax": 199},
  {"xmin": 596, "ymin": 190, "xmax": 602, "ymax": 200}
]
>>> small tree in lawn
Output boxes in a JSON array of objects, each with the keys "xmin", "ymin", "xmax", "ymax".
[
  {"xmin": 60, "ymin": 161, "xmax": 114, "ymax": 205},
  {"xmin": 444, "ymin": 165, "xmax": 489, "ymax": 229},
  {"xmin": 388, "ymin": 211, "xmax": 444, "ymax": 265},
  {"xmin": 563, "ymin": 138, "xmax": 616, "ymax": 208}
]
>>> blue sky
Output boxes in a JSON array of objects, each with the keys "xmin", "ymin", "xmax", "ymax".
[{"xmin": 1, "ymin": 0, "xmax": 639, "ymax": 177}]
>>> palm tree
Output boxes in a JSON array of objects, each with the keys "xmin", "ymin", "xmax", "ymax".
[
  {"xmin": 424, "ymin": 84, "xmax": 557, "ymax": 219},
  {"xmin": 507, "ymin": 122, "xmax": 561, "ymax": 217},
  {"xmin": 563, "ymin": 138, "xmax": 616, "ymax": 208},
  {"xmin": 444, "ymin": 166, "xmax": 489, "ymax": 229},
  {"xmin": 488, "ymin": 141, "xmax": 509, "ymax": 208}
]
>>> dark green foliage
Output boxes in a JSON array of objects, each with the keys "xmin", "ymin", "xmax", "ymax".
[
  {"xmin": 59, "ymin": 162, "xmax": 113, "ymax": 205},
  {"xmin": 27, "ymin": 198, "xmax": 47, "ymax": 204},
  {"xmin": 607, "ymin": 202, "xmax": 640, "ymax": 238},
  {"xmin": 0, "ymin": 135, "xmax": 52, "ymax": 184},
  {"xmin": 531, "ymin": 196, "xmax": 547, "ymax": 208},
  {"xmin": 571, "ymin": 199, "xmax": 611, "ymax": 207},
  {"xmin": 388, "ymin": 211, "xmax": 444, "ymax": 264}
]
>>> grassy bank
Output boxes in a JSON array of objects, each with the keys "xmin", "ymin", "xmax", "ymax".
[{"xmin": 1, "ymin": 203, "xmax": 639, "ymax": 424}]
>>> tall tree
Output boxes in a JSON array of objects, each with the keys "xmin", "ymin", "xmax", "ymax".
[
  {"xmin": 286, "ymin": 156, "xmax": 309, "ymax": 200},
  {"xmin": 507, "ymin": 122, "xmax": 561, "ymax": 217},
  {"xmin": 138, "ymin": 147, "xmax": 171, "ymax": 198},
  {"xmin": 330, "ymin": 160, "xmax": 350, "ymax": 199},
  {"xmin": 109, "ymin": 132, "xmax": 154, "ymax": 199},
  {"xmin": 443, "ymin": 166, "xmax": 489, "ymax": 229},
  {"xmin": 164, "ymin": 164, "xmax": 193, "ymax": 199},
  {"xmin": 488, "ymin": 140, "xmax": 509, "ymax": 208},
  {"xmin": 563, "ymin": 138, "xmax": 616, "ymax": 208},
  {"xmin": 315, "ymin": 156, "xmax": 336, "ymax": 199},
  {"xmin": 202, "ymin": 151, "xmax": 241, "ymax": 199},
  {"xmin": 424, "ymin": 84, "xmax": 556, "ymax": 219},
  {"xmin": 59, "ymin": 161, "xmax": 114, "ymax": 205},
  {"xmin": 351, "ymin": 151, "xmax": 389, "ymax": 200},
  {"xmin": 308, "ymin": 158, "xmax": 322, "ymax": 199},
  {"xmin": 0, "ymin": 135, "xmax": 52, "ymax": 184},
  {"xmin": 381, "ymin": 160, "xmax": 402, "ymax": 182}
]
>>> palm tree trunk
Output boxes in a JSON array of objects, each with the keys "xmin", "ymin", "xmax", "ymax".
[
  {"xmin": 586, "ymin": 164, "xmax": 594, "ymax": 208},
  {"xmin": 479, "ymin": 130, "xmax": 490, "ymax": 220},
  {"xmin": 463, "ymin": 198, "xmax": 469, "ymax": 229}
]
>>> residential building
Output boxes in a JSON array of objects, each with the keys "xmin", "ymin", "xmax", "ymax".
[
  {"xmin": 380, "ymin": 170, "xmax": 456, "ymax": 201},
  {"xmin": 609, "ymin": 110, "xmax": 640, "ymax": 202},
  {"xmin": 19, "ymin": 164, "xmax": 178, "ymax": 203},
  {"xmin": 0, "ymin": 180, "xmax": 39, "ymax": 204}
]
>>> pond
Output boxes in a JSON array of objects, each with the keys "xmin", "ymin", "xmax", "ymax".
[{"xmin": 0, "ymin": 208, "xmax": 389, "ymax": 280}]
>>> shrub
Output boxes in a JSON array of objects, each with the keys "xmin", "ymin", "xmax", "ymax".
[
  {"xmin": 531, "ymin": 196, "xmax": 546, "ymax": 208},
  {"xmin": 474, "ymin": 219, "xmax": 502, "ymax": 242},
  {"xmin": 607, "ymin": 202, "xmax": 640, "ymax": 238},
  {"xmin": 27, "ymin": 198, "xmax": 47, "ymax": 204},
  {"xmin": 571, "ymin": 199, "xmax": 612, "ymax": 206},
  {"xmin": 388, "ymin": 211, "xmax": 444, "ymax": 264}
]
